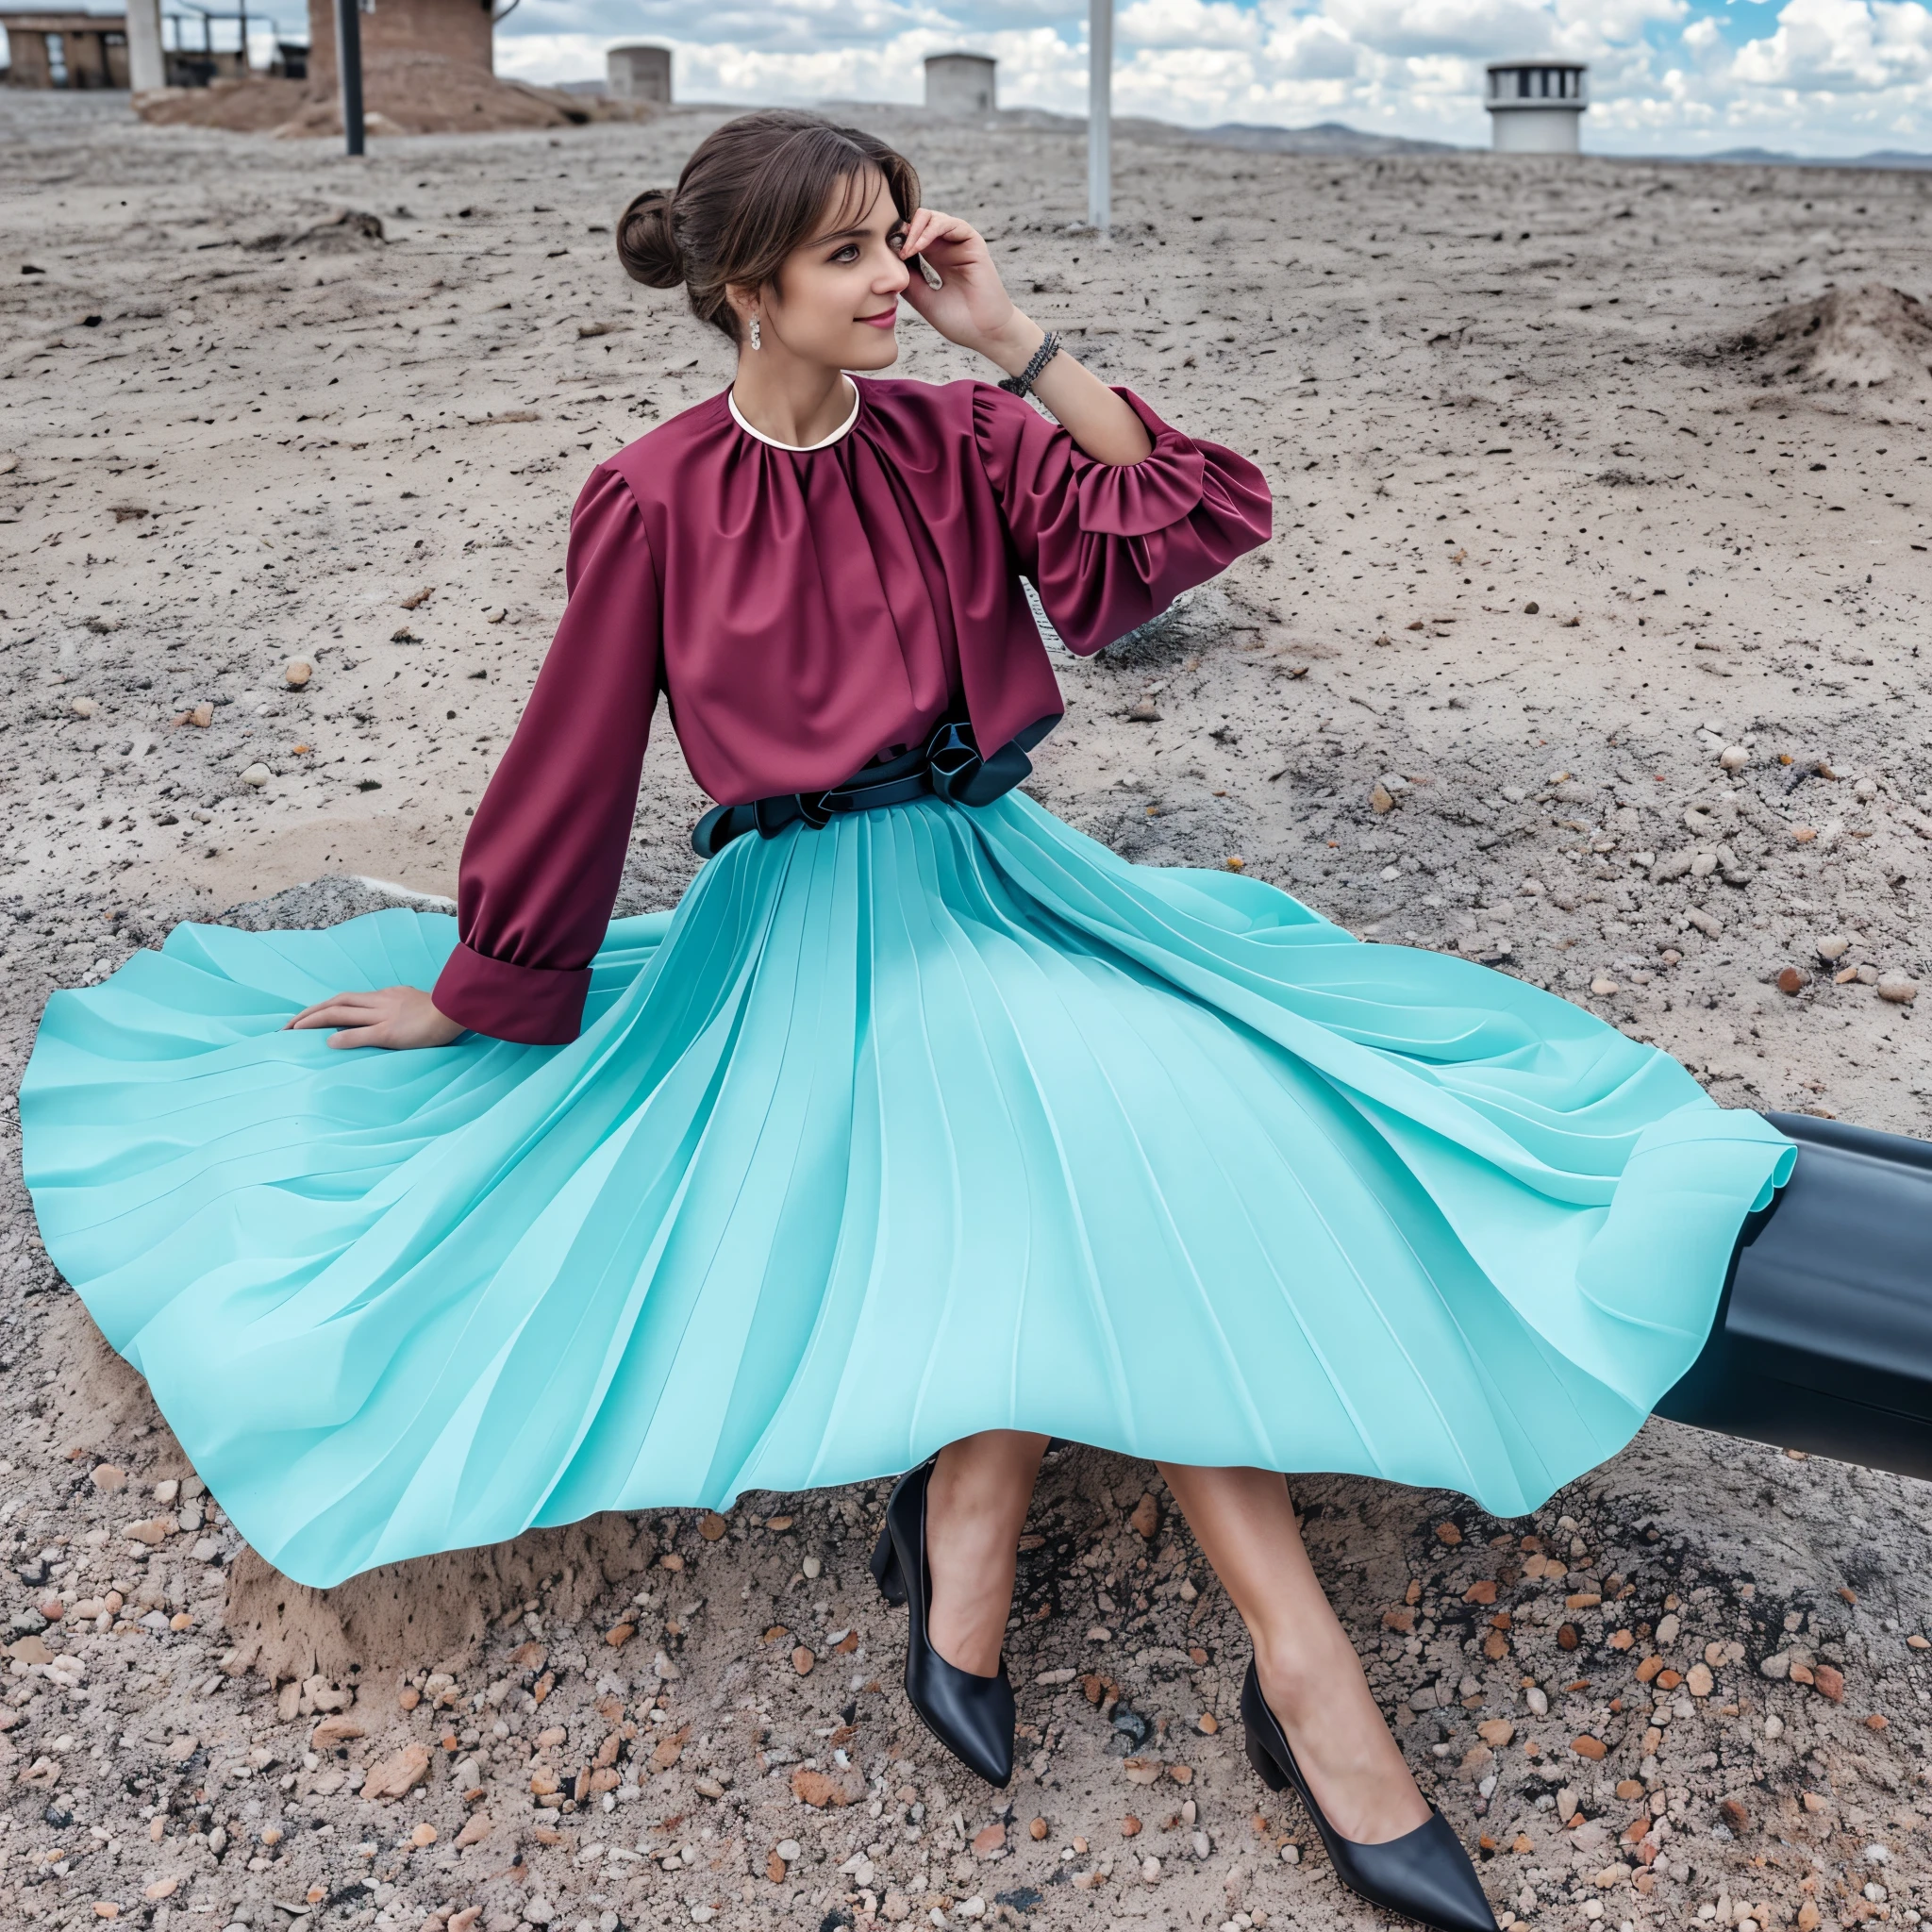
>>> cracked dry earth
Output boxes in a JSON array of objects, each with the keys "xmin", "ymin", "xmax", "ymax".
[{"xmin": 3, "ymin": 82, "xmax": 1932, "ymax": 1932}]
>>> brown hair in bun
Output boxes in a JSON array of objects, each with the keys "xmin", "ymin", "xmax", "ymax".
[
  {"xmin": 614, "ymin": 187, "xmax": 682, "ymax": 289},
  {"xmin": 616, "ymin": 108, "xmax": 921, "ymax": 346}
]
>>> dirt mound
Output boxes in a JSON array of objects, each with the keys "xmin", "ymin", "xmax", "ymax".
[
  {"xmin": 223, "ymin": 1513, "xmax": 657, "ymax": 1684},
  {"xmin": 1718, "ymin": 281, "xmax": 1932, "ymax": 390},
  {"xmin": 244, "ymin": 207, "xmax": 387, "ymax": 253},
  {"xmin": 133, "ymin": 76, "xmax": 308, "ymax": 133},
  {"xmin": 132, "ymin": 56, "xmax": 654, "ymax": 138}
]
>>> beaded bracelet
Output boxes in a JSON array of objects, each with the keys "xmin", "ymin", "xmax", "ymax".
[{"xmin": 997, "ymin": 329, "xmax": 1063, "ymax": 398}]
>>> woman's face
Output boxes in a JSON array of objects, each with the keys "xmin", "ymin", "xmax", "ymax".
[{"xmin": 740, "ymin": 166, "xmax": 911, "ymax": 371}]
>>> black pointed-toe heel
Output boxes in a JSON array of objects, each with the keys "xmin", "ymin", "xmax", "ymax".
[
  {"xmin": 1241, "ymin": 1658, "xmax": 1498, "ymax": 1932},
  {"xmin": 870, "ymin": 1457, "xmax": 1015, "ymax": 1787}
]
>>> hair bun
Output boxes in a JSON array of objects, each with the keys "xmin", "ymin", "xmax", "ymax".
[{"xmin": 617, "ymin": 187, "xmax": 683, "ymax": 289}]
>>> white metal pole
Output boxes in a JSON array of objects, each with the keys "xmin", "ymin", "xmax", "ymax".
[
  {"xmin": 125, "ymin": 0, "xmax": 165, "ymax": 92},
  {"xmin": 1088, "ymin": 0, "xmax": 1111, "ymax": 231}
]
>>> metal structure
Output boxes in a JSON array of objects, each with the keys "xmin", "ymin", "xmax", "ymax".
[
  {"xmin": 158, "ymin": 5, "xmax": 256, "ymax": 84},
  {"xmin": 332, "ymin": 0, "xmax": 362, "ymax": 154},
  {"xmin": 1088, "ymin": 0, "xmax": 1110, "ymax": 230},
  {"xmin": 1484, "ymin": 58, "xmax": 1588, "ymax": 154}
]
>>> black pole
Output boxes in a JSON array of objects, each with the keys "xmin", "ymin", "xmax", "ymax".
[{"xmin": 332, "ymin": 0, "xmax": 363, "ymax": 158}]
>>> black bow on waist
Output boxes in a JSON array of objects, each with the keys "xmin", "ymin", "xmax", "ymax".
[{"xmin": 691, "ymin": 712, "xmax": 1057, "ymax": 859}]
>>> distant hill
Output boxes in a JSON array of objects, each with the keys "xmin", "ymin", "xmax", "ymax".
[
  {"xmin": 536, "ymin": 90, "xmax": 1931, "ymax": 170},
  {"xmin": 1669, "ymin": 146, "xmax": 1932, "ymax": 171},
  {"xmin": 1117, "ymin": 116, "xmax": 1458, "ymax": 156},
  {"xmin": 813, "ymin": 98, "xmax": 1459, "ymax": 156}
]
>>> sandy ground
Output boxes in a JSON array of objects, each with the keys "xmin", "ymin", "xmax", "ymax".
[{"xmin": 2, "ymin": 84, "xmax": 1932, "ymax": 1932}]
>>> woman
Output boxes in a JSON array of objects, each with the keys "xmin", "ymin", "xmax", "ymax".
[{"xmin": 19, "ymin": 110, "xmax": 1795, "ymax": 1932}]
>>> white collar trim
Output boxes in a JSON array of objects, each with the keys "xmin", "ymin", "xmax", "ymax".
[{"xmin": 727, "ymin": 375, "xmax": 861, "ymax": 452}]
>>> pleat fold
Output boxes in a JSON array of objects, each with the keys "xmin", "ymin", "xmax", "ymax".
[{"xmin": 19, "ymin": 797, "xmax": 1792, "ymax": 1588}]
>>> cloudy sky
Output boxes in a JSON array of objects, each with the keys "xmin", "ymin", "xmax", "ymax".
[{"xmin": 484, "ymin": 0, "xmax": 1932, "ymax": 153}]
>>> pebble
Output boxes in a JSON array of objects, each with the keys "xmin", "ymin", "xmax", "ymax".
[
  {"xmin": 1815, "ymin": 934, "xmax": 1849, "ymax": 961},
  {"xmin": 1127, "ymin": 701, "xmax": 1161, "ymax": 723},
  {"xmin": 284, "ymin": 658, "xmax": 313, "ymax": 687},
  {"xmin": 70, "ymin": 696, "xmax": 97, "ymax": 718},
  {"xmin": 1877, "ymin": 975, "xmax": 1919, "ymax": 1005},
  {"xmin": 241, "ymin": 762, "xmax": 272, "ymax": 787},
  {"xmin": 1776, "ymin": 966, "xmax": 1811, "ymax": 995},
  {"xmin": 359, "ymin": 1743, "xmax": 431, "ymax": 1801},
  {"xmin": 1720, "ymin": 745, "xmax": 1749, "ymax": 771},
  {"xmin": 1591, "ymin": 977, "xmax": 1619, "ymax": 997}
]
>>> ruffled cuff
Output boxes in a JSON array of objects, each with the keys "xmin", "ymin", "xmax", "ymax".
[
  {"xmin": 1073, "ymin": 386, "xmax": 1209, "ymax": 538},
  {"xmin": 431, "ymin": 940, "xmax": 589, "ymax": 1046}
]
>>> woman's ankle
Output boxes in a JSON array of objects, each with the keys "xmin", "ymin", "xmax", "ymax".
[{"xmin": 1251, "ymin": 1627, "xmax": 1360, "ymax": 1718}]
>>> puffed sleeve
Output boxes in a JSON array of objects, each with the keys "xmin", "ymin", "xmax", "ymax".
[
  {"xmin": 970, "ymin": 380, "xmax": 1274, "ymax": 655},
  {"xmin": 429, "ymin": 464, "xmax": 661, "ymax": 1045}
]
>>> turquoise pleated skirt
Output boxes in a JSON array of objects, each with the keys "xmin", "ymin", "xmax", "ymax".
[{"xmin": 19, "ymin": 791, "xmax": 1794, "ymax": 1589}]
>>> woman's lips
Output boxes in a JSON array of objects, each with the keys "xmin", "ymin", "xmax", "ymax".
[{"xmin": 858, "ymin": 308, "xmax": 897, "ymax": 328}]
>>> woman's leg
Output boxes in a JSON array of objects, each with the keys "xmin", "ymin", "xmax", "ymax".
[
  {"xmin": 1158, "ymin": 1462, "xmax": 1431, "ymax": 1844},
  {"xmin": 923, "ymin": 1430, "xmax": 1050, "ymax": 1675}
]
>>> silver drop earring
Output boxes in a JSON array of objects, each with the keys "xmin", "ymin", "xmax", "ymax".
[{"xmin": 750, "ymin": 316, "xmax": 761, "ymax": 352}]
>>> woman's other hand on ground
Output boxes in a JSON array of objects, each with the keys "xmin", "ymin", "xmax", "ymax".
[{"xmin": 283, "ymin": 985, "xmax": 467, "ymax": 1049}]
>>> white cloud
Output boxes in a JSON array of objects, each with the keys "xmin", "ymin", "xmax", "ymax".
[
  {"xmin": 1731, "ymin": 0, "xmax": 1932, "ymax": 92},
  {"xmin": 1554, "ymin": 0, "xmax": 1686, "ymax": 39},
  {"xmin": 487, "ymin": 0, "xmax": 1932, "ymax": 152},
  {"xmin": 1120, "ymin": 0, "xmax": 1264, "ymax": 49},
  {"xmin": 1321, "ymin": 0, "xmax": 1557, "ymax": 58}
]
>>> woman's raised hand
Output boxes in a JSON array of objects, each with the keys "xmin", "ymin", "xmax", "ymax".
[
  {"xmin": 283, "ymin": 985, "xmax": 467, "ymax": 1050},
  {"xmin": 892, "ymin": 207, "xmax": 1034, "ymax": 364}
]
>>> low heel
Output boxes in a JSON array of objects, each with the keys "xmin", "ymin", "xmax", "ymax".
[
  {"xmin": 871, "ymin": 1520, "xmax": 907, "ymax": 1605},
  {"xmin": 1244, "ymin": 1723, "xmax": 1290, "ymax": 1791}
]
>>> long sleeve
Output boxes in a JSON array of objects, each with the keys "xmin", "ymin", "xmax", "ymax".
[
  {"xmin": 430, "ymin": 465, "xmax": 662, "ymax": 1045},
  {"xmin": 969, "ymin": 380, "xmax": 1274, "ymax": 656}
]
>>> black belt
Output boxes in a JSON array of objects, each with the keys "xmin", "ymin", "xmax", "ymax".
[{"xmin": 691, "ymin": 712, "xmax": 1057, "ymax": 859}]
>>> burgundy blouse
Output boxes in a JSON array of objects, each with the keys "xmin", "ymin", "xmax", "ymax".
[{"xmin": 429, "ymin": 373, "xmax": 1274, "ymax": 1043}]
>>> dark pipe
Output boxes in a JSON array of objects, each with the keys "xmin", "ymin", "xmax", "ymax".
[
  {"xmin": 332, "ymin": 0, "xmax": 364, "ymax": 158},
  {"xmin": 1655, "ymin": 1110, "xmax": 1932, "ymax": 1479}
]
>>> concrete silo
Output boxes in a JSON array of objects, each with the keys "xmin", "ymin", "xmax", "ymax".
[
  {"xmin": 1485, "ymin": 60, "xmax": 1588, "ymax": 154},
  {"xmin": 924, "ymin": 51, "xmax": 995, "ymax": 116}
]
